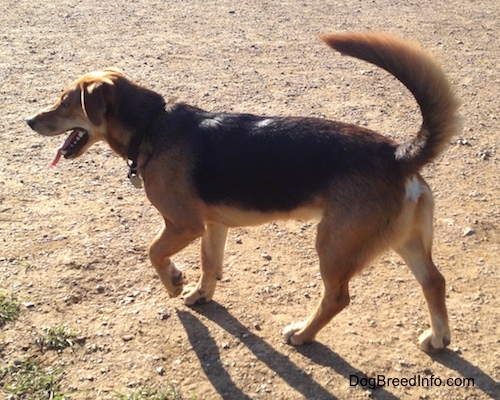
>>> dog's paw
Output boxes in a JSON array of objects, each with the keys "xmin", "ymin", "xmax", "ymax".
[
  {"xmin": 282, "ymin": 321, "xmax": 308, "ymax": 345},
  {"xmin": 181, "ymin": 283, "xmax": 211, "ymax": 306},
  {"xmin": 161, "ymin": 262, "xmax": 186, "ymax": 298},
  {"xmin": 418, "ymin": 329, "xmax": 451, "ymax": 353}
]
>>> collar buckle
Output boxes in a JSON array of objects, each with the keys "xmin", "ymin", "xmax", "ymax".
[{"xmin": 127, "ymin": 160, "xmax": 143, "ymax": 188}]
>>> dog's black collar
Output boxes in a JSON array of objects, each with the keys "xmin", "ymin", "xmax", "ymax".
[{"xmin": 127, "ymin": 102, "xmax": 166, "ymax": 188}]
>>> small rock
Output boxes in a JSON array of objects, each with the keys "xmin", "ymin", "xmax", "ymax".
[
  {"xmin": 158, "ymin": 309, "xmax": 170, "ymax": 320},
  {"xmin": 64, "ymin": 294, "xmax": 82, "ymax": 304},
  {"xmin": 53, "ymin": 235, "xmax": 68, "ymax": 241},
  {"xmin": 122, "ymin": 335, "xmax": 134, "ymax": 342},
  {"xmin": 95, "ymin": 285, "xmax": 105, "ymax": 293},
  {"xmin": 261, "ymin": 253, "xmax": 272, "ymax": 261},
  {"xmin": 122, "ymin": 296, "xmax": 135, "ymax": 305},
  {"xmin": 478, "ymin": 150, "xmax": 490, "ymax": 160},
  {"xmin": 22, "ymin": 302, "xmax": 35, "ymax": 309},
  {"xmin": 462, "ymin": 227, "xmax": 475, "ymax": 237},
  {"xmin": 157, "ymin": 366, "xmax": 165, "ymax": 375}
]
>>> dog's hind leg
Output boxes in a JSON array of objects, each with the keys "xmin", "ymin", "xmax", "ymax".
[
  {"xmin": 149, "ymin": 219, "xmax": 205, "ymax": 298},
  {"xmin": 283, "ymin": 215, "xmax": 378, "ymax": 345},
  {"xmin": 182, "ymin": 223, "xmax": 228, "ymax": 305},
  {"xmin": 394, "ymin": 186, "xmax": 451, "ymax": 352}
]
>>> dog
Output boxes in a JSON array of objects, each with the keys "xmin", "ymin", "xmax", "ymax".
[{"xmin": 27, "ymin": 32, "xmax": 460, "ymax": 352}]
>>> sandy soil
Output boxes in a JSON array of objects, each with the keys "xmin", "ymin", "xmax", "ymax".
[{"xmin": 1, "ymin": 0, "xmax": 498, "ymax": 399}]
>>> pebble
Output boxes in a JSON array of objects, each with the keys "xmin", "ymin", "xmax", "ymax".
[
  {"xmin": 158, "ymin": 309, "xmax": 170, "ymax": 320},
  {"xmin": 261, "ymin": 253, "xmax": 272, "ymax": 261},
  {"xmin": 122, "ymin": 335, "xmax": 134, "ymax": 342},
  {"xmin": 95, "ymin": 285, "xmax": 105, "ymax": 293},
  {"xmin": 122, "ymin": 296, "xmax": 135, "ymax": 305},
  {"xmin": 52, "ymin": 235, "xmax": 68, "ymax": 241},
  {"xmin": 462, "ymin": 227, "xmax": 475, "ymax": 237}
]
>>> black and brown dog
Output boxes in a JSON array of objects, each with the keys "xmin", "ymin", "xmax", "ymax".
[{"xmin": 27, "ymin": 32, "xmax": 460, "ymax": 352}]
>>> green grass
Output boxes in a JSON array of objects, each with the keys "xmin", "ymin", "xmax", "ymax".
[
  {"xmin": 0, "ymin": 359, "xmax": 66, "ymax": 400},
  {"xmin": 0, "ymin": 292, "xmax": 21, "ymax": 326},
  {"xmin": 1, "ymin": 317, "xmax": 186, "ymax": 399},
  {"xmin": 116, "ymin": 384, "xmax": 185, "ymax": 400},
  {"xmin": 35, "ymin": 325, "xmax": 78, "ymax": 352}
]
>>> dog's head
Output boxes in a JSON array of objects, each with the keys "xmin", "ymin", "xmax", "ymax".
[
  {"xmin": 27, "ymin": 68, "xmax": 166, "ymax": 166},
  {"xmin": 26, "ymin": 68, "xmax": 126, "ymax": 164}
]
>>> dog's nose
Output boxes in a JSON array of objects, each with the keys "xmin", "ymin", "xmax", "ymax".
[{"xmin": 26, "ymin": 118, "xmax": 36, "ymax": 129}]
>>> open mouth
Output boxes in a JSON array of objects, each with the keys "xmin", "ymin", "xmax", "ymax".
[{"xmin": 51, "ymin": 129, "xmax": 89, "ymax": 166}]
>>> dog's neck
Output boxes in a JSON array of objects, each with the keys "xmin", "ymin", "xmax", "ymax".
[{"xmin": 126, "ymin": 101, "xmax": 166, "ymax": 184}]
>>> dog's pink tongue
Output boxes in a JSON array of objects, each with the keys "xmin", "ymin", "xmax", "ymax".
[
  {"xmin": 51, "ymin": 130, "xmax": 78, "ymax": 166},
  {"xmin": 51, "ymin": 149, "xmax": 63, "ymax": 167}
]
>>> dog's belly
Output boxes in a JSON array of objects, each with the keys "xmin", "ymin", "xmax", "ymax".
[{"xmin": 204, "ymin": 203, "xmax": 323, "ymax": 227}]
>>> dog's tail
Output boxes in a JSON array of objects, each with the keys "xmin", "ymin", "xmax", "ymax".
[{"xmin": 321, "ymin": 32, "xmax": 460, "ymax": 173}]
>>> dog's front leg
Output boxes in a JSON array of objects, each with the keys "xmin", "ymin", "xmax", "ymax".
[
  {"xmin": 149, "ymin": 219, "xmax": 204, "ymax": 298},
  {"xmin": 182, "ymin": 223, "xmax": 228, "ymax": 305}
]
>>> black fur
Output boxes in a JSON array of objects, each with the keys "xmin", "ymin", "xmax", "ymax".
[{"xmin": 155, "ymin": 103, "xmax": 401, "ymax": 212}]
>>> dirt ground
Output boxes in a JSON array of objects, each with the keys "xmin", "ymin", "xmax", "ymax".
[{"xmin": 1, "ymin": 0, "xmax": 498, "ymax": 399}]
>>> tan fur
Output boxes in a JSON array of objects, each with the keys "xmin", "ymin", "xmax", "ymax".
[{"xmin": 27, "ymin": 33, "xmax": 459, "ymax": 352}]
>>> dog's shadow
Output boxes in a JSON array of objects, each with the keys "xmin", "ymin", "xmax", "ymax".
[
  {"xmin": 177, "ymin": 302, "xmax": 400, "ymax": 400},
  {"xmin": 177, "ymin": 303, "xmax": 498, "ymax": 399},
  {"xmin": 429, "ymin": 349, "xmax": 498, "ymax": 398}
]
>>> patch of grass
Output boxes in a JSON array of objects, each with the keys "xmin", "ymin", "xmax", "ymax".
[
  {"xmin": 116, "ymin": 384, "xmax": 185, "ymax": 400},
  {"xmin": 0, "ymin": 292, "xmax": 21, "ymax": 326},
  {"xmin": 0, "ymin": 358, "xmax": 66, "ymax": 400},
  {"xmin": 35, "ymin": 325, "xmax": 78, "ymax": 352}
]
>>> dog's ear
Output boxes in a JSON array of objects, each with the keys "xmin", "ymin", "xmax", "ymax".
[{"xmin": 81, "ymin": 82, "xmax": 106, "ymax": 126}]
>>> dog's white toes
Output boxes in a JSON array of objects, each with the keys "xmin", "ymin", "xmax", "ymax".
[
  {"xmin": 418, "ymin": 329, "xmax": 451, "ymax": 353},
  {"xmin": 282, "ymin": 321, "xmax": 307, "ymax": 345},
  {"xmin": 181, "ymin": 283, "xmax": 209, "ymax": 306}
]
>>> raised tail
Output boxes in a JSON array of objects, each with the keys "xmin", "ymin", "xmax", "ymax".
[{"xmin": 321, "ymin": 32, "xmax": 461, "ymax": 173}]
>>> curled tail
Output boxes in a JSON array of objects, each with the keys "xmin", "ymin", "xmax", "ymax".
[{"xmin": 321, "ymin": 32, "xmax": 461, "ymax": 173}]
